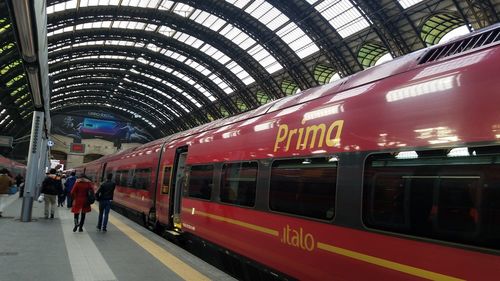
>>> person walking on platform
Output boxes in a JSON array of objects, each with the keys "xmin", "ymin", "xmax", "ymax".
[
  {"xmin": 95, "ymin": 173, "xmax": 116, "ymax": 232},
  {"xmin": 41, "ymin": 169, "xmax": 63, "ymax": 219},
  {"xmin": 15, "ymin": 174, "xmax": 24, "ymax": 198},
  {"xmin": 64, "ymin": 171, "xmax": 77, "ymax": 208},
  {"xmin": 0, "ymin": 168, "xmax": 14, "ymax": 217},
  {"xmin": 57, "ymin": 174, "xmax": 66, "ymax": 207},
  {"xmin": 70, "ymin": 174, "xmax": 94, "ymax": 232}
]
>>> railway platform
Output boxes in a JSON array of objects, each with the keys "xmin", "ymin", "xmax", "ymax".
[{"xmin": 0, "ymin": 195, "xmax": 236, "ymax": 281}]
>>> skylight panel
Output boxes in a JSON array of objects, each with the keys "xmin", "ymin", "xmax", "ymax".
[
  {"xmin": 243, "ymin": 1, "xmax": 319, "ymax": 58},
  {"xmin": 174, "ymin": 33, "xmax": 204, "ymax": 48},
  {"xmin": 193, "ymin": 84, "xmax": 216, "ymax": 101},
  {"xmin": 199, "ymin": 45, "xmax": 231, "ymax": 64},
  {"xmin": 0, "ymin": 115, "xmax": 10, "ymax": 125},
  {"xmin": 80, "ymin": 0, "xmax": 90, "ymax": 7},
  {"xmin": 398, "ymin": 0, "xmax": 424, "ymax": 9},
  {"xmin": 209, "ymin": 74, "xmax": 224, "ymax": 86},
  {"xmin": 178, "ymin": 89, "xmax": 198, "ymax": 105},
  {"xmin": 219, "ymin": 24, "xmax": 238, "ymax": 39},
  {"xmin": 97, "ymin": 0, "xmax": 113, "ymax": 6},
  {"xmin": 146, "ymin": 43, "xmax": 162, "ymax": 52},
  {"xmin": 122, "ymin": 0, "xmax": 160, "ymax": 8},
  {"xmin": 247, "ymin": 45, "xmax": 282, "ymax": 72},
  {"xmin": 314, "ymin": 0, "xmax": 370, "ymax": 38},
  {"xmin": 199, "ymin": 44, "xmax": 217, "ymax": 56},
  {"xmin": 159, "ymin": 0, "xmax": 174, "ymax": 10},
  {"xmin": 158, "ymin": 26, "xmax": 175, "ymax": 36},
  {"xmin": 225, "ymin": 0, "xmax": 252, "ymax": 9},
  {"xmin": 213, "ymin": 51, "xmax": 231, "ymax": 65},
  {"xmin": 172, "ymin": 3, "xmax": 194, "ymax": 17},
  {"xmin": 245, "ymin": 0, "xmax": 266, "ymax": 18},
  {"xmin": 226, "ymin": 61, "xmax": 251, "ymax": 82},
  {"xmin": 220, "ymin": 24, "xmax": 257, "ymax": 50},
  {"xmin": 145, "ymin": 24, "xmax": 158, "ymax": 31},
  {"xmin": 136, "ymin": 57, "xmax": 150, "ymax": 64},
  {"xmin": 277, "ymin": 22, "xmax": 319, "ymax": 58},
  {"xmin": 130, "ymin": 22, "xmax": 146, "ymax": 29},
  {"xmin": 49, "ymin": 0, "xmax": 77, "ymax": 14},
  {"xmin": 247, "ymin": 1, "xmax": 289, "ymax": 31},
  {"xmin": 191, "ymin": 11, "xmax": 226, "ymax": 32},
  {"xmin": 241, "ymin": 75, "xmax": 255, "ymax": 85},
  {"xmin": 185, "ymin": 59, "xmax": 212, "ymax": 76},
  {"xmin": 101, "ymin": 21, "xmax": 112, "ymax": 28}
]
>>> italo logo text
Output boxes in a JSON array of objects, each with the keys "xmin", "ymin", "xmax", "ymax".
[{"xmin": 280, "ymin": 224, "xmax": 315, "ymax": 251}]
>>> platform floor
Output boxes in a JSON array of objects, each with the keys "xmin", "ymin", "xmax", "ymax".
[{"xmin": 0, "ymin": 194, "xmax": 236, "ymax": 281}]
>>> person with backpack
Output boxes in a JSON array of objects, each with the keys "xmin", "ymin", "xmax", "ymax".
[
  {"xmin": 64, "ymin": 171, "xmax": 77, "ymax": 208},
  {"xmin": 41, "ymin": 169, "xmax": 63, "ymax": 219},
  {"xmin": 70, "ymin": 174, "xmax": 94, "ymax": 232},
  {"xmin": 95, "ymin": 173, "xmax": 116, "ymax": 232}
]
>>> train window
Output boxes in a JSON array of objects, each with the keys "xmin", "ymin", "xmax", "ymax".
[
  {"xmin": 363, "ymin": 147, "xmax": 500, "ymax": 250},
  {"xmin": 220, "ymin": 162, "xmax": 258, "ymax": 207},
  {"xmin": 161, "ymin": 166, "xmax": 172, "ymax": 194},
  {"xmin": 133, "ymin": 168, "xmax": 151, "ymax": 189},
  {"xmin": 269, "ymin": 157, "xmax": 337, "ymax": 220},
  {"xmin": 116, "ymin": 169, "xmax": 132, "ymax": 187},
  {"xmin": 187, "ymin": 165, "xmax": 214, "ymax": 200}
]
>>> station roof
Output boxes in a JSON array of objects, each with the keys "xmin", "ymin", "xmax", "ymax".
[{"xmin": 1, "ymin": 0, "xmax": 499, "ymax": 142}]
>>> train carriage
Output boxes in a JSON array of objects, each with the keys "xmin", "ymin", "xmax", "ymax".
[
  {"xmin": 0, "ymin": 155, "xmax": 26, "ymax": 178},
  {"xmin": 77, "ymin": 25, "xmax": 500, "ymax": 281}
]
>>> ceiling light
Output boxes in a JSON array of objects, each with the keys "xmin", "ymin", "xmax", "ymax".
[
  {"xmin": 10, "ymin": 0, "xmax": 36, "ymax": 62},
  {"xmin": 27, "ymin": 67, "xmax": 42, "ymax": 108}
]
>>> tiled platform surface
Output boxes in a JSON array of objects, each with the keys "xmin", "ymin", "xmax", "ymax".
[{"xmin": 0, "ymin": 194, "xmax": 235, "ymax": 281}]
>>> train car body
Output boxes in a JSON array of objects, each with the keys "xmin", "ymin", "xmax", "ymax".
[
  {"xmin": 0, "ymin": 154, "xmax": 26, "ymax": 177},
  {"xmin": 77, "ymin": 25, "xmax": 500, "ymax": 280}
]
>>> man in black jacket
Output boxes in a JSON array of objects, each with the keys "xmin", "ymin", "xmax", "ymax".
[
  {"xmin": 41, "ymin": 169, "xmax": 63, "ymax": 219},
  {"xmin": 95, "ymin": 173, "xmax": 116, "ymax": 232}
]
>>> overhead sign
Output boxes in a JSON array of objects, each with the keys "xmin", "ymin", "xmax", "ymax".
[
  {"xmin": 70, "ymin": 143, "xmax": 85, "ymax": 153},
  {"xmin": 0, "ymin": 136, "xmax": 13, "ymax": 147}
]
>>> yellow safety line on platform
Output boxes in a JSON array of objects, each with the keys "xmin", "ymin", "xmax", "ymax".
[
  {"xmin": 102, "ymin": 208, "xmax": 211, "ymax": 281},
  {"xmin": 317, "ymin": 242, "xmax": 465, "ymax": 281}
]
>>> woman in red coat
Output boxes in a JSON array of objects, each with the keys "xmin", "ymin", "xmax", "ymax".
[{"xmin": 70, "ymin": 175, "xmax": 93, "ymax": 232}]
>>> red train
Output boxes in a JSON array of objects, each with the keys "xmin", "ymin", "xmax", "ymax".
[
  {"xmin": 0, "ymin": 154, "xmax": 26, "ymax": 178},
  {"xmin": 76, "ymin": 25, "xmax": 500, "ymax": 280}
]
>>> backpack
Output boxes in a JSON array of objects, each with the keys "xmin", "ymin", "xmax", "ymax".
[
  {"xmin": 87, "ymin": 188, "xmax": 96, "ymax": 205},
  {"xmin": 42, "ymin": 178, "xmax": 58, "ymax": 194}
]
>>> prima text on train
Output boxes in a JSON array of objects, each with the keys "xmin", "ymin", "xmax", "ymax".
[{"xmin": 274, "ymin": 120, "xmax": 344, "ymax": 152}]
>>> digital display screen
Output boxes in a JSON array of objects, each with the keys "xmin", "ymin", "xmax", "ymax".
[{"xmin": 81, "ymin": 118, "xmax": 120, "ymax": 136}]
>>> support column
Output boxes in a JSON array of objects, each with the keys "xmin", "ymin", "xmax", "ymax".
[
  {"xmin": 36, "ymin": 137, "xmax": 48, "ymax": 189},
  {"xmin": 21, "ymin": 111, "xmax": 44, "ymax": 222}
]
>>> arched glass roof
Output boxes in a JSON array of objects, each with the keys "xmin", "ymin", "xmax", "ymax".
[{"xmin": 1, "ymin": 0, "xmax": 498, "ymax": 141}]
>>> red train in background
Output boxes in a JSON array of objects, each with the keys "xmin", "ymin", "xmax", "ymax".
[
  {"xmin": 0, "ymin": 154, "xmax": 26, "ymax": 178},
  {"xmin": 76, "ymin": 25, "xmax": 500, "ymax": 280}
]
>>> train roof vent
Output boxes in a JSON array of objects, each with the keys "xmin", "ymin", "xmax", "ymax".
[{"xmin": 418, "ymin": 25, "xmax": 500, "ymax": 64}]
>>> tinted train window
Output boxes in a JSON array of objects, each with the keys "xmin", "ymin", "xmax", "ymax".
[
  {"xmin": 363, "ymin": 147, "xmax": 500, "ymax": 250},
  {"xmin": 270, "ymin": 157, "xmax": 337, "ymax": 220},
  {"xmin": 221, "ymin": 162, "xmax": 258, "ymax": 207},
  {"xmin": 86, "ymin": 171, "xmax": 97, "ymax": 182},
  {"xmin": 115, "ymin": 170, "xmax": 129, "ymax": 187},
  {"xmin": 133, "ymin": 168, "xmax": 151, "ymax": 189},
  {"xmin": 187, "ymin": 165, "xmax": 213, "ymax": 200},
  {"xmin": 162, "ymin": 166, "xmax": 172, "ymax": 194}
]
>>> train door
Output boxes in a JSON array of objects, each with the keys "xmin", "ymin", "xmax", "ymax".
[
  {"xmin": 100, "ymin": 163, "xmax": 108, "ymax": 183},
  {"xmin": 169, "ymin": 146, "xmax": 188, "ymax": 230}
]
